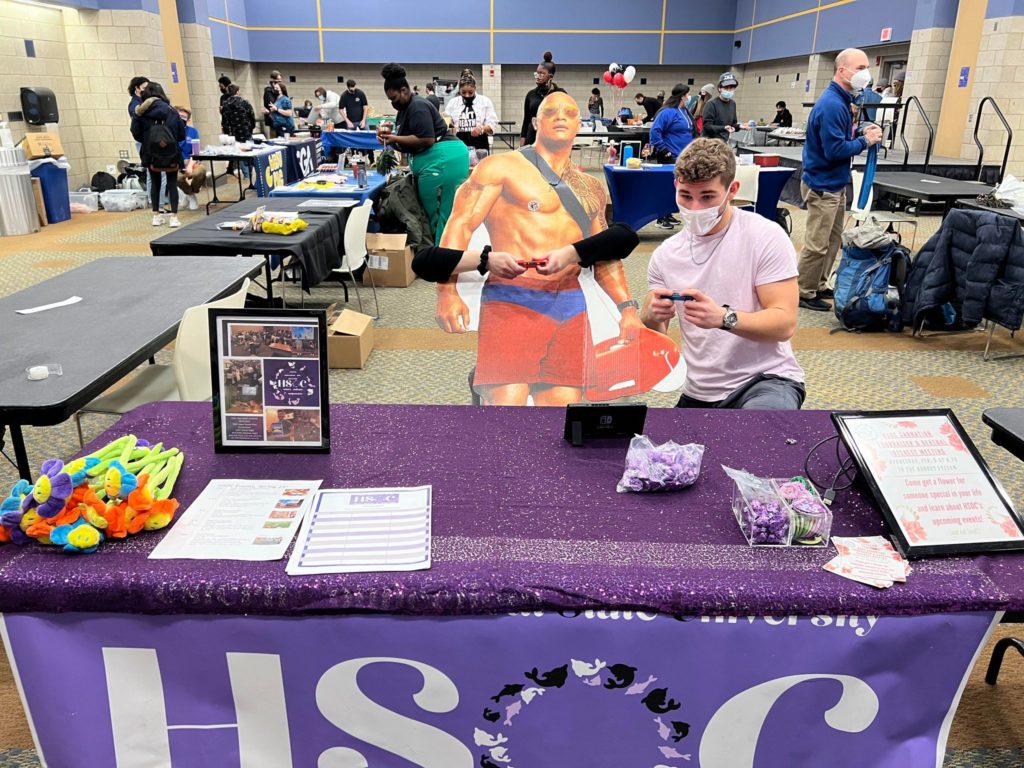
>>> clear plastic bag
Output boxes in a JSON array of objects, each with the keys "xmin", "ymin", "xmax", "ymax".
[{"xmin": 616, "ymin": 435, "xmax": 704, "ymax": 493}]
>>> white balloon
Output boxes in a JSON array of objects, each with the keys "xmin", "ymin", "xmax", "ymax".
[
  {"xmin": 624, "ymin": 65, "xmax": 637, "ymax": 84},
  {"xmin": 610, "ymin": 62, "xmax": 620, "ymax": 74}
]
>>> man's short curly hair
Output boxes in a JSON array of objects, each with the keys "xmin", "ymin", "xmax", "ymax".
[{"xmin": 674, "ymin": 138, "xmax": 736, "ymax": 188}]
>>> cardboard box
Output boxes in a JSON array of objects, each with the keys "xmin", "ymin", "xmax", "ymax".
[
  {"xmin": 363, "ymin": 232, "xmax": 416, "ymax": 288},
  {"xmin": 22, "ymin": 132, "xmax": 64, "ymax": 160},
  {"xmin": 31, "ymin": 178, "xmax": 47, "ymax": 226},
  {"xmin": 326, "ymin": 306, "xmax": 375, "ymax": 369}
]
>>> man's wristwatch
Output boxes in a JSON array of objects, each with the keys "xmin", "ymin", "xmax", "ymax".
[
  {"xmin": 616, "ymin": 299, "xmax": 640, "ymax": 312},
  {"xmin": 477, "ymin": 245, "xmax": 492, "ymax": 275},
  {"xmin": 721, "ymin": 304, "xmax": 739, "ymax": 330}
]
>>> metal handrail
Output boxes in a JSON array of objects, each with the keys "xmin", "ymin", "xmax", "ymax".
[
  {"xmin": 898, "ymin": 95, "xmax": 934, "ymax": 174},
  {"xmin": 973, "ymin": 97, "xmax": 1013, "ymax": 183}
]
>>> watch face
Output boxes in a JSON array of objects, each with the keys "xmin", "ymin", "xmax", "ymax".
[{"xmin": 724, "ymin": 309, "xmax": 738, "ymax": 329}]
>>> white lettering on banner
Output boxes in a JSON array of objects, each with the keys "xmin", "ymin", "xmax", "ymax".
[
  {"xmin": 296, "ymin": 145, "xmax": 315, "ymax": 178},
  {"xmin": 699, "ymin": 674, "xmax": 879, "ymax": 767},
  {"xmin": 511, "ymin": 610, "xmax": 659, "ymax": 621},
  {"xmin": 102, "ymin": 648, "xmax": 292, "ymax": 767},
  {"xmin": 315, "ymin": 657, "xmax": 473, "ymax": 768}
]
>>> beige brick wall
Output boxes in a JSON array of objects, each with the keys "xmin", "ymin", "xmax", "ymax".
[
  {"xmin": 963, "ymin": 16, "xmax": 1024, "ymax": 178},
  {"xmin": 181, "ymin": 23, "xmax": 219, "ymax": 148},
  {"xmin": 0, "ymin": 1, "xmax": 86, "ymax": 187},
  {"xmin": 903, "ymin": 28, "xmax": 953, "ymax": 155},
  {"xmin": 735, "ymin": 56, "xmax": 814, "ymax": 128}
]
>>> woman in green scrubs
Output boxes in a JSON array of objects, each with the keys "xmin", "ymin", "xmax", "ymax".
[{"xmin": 378, "ymin": 63, "xmax": 469, "ymax": 244}]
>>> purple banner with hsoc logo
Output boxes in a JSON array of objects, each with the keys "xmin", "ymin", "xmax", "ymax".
[{"xmin": 1, "ymin": 610, "xmax": 996, "ymax": 767}]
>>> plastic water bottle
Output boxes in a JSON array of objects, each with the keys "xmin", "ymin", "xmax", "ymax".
[{"xmin": 0, "ymin": 120, "xmax": 12, "ymax": 149}]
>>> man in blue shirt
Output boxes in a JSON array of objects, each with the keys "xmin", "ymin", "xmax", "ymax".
[{"xmin": 798, "ymin": 48, "xmax": 882, "ymax": 311}]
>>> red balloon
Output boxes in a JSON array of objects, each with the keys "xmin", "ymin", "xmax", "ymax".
[
  {"xmin": 613, "ymin": 73, "xmax": 626, "ymax": 88},
  {"xmin": 603, "ymin": 71, "xmax": 614, "ymax": 84}
]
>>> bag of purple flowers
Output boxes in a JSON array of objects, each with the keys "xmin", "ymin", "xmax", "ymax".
[
  {"xmin": 723, "ymin": 465, "xmax": 794, "ymax": 546},
  {"xmin": 772, "ymin": 478, "xmax": 832, "ymax": 546},
  {"xmin": 616, "ymin": 435, "xmax": 705, "ymax": 493}
]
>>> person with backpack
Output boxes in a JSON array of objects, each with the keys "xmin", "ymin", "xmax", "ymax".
[{"xmin": 131, "ymin": 82, "xmax": 186, "ymax": 227}]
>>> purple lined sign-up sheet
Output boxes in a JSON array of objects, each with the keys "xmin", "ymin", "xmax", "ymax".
[{"xmin": 286, "ymin": 486, "xmax": 432, "ymax": 575}]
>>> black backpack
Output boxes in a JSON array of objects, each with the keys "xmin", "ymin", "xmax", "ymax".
[
  {"xmin": 90, "ymin": 171, "xmax": 116, "ymax": 192},
  {"xmin": 147, "ymin": 121, "xmax": 179, "ymax": 171}
]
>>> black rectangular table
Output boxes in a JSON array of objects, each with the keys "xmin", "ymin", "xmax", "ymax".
[
  {"xmin": 983, "ymin": 408, "xmax": 1024, "ymax": 462},
  {"xmin": 0, "ymin": 256, "xmax": 261, "ymax": 480},
  {"xmin": 149, "ymin": 196, "xmax": 350, "ymax": 299},
  {"xmin": 956, "ymin": 198, "xmax": 1024, "ymax": 223},
  {"xmin": 192, "ymin": 151, "xmax": 259, "ymax": 214},
  {"xmin": 871, "ymin": 172, "xmax": 994, "ymax": 216}
]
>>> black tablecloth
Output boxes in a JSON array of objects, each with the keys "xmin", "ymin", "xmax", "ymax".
[{"xmin": 149, "ymin": 197, "xmax": 350, "ymax": 291}]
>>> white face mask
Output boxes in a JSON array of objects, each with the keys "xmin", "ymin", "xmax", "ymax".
[
  {"xmin": 677, "ymin": 200, "xmax": 726, "ymax": 236},
  {"xmin": 850, "ymin": 69, "xmax": 872, "ymax": 92}
]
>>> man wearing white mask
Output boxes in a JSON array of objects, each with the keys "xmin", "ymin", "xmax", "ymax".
[
  {"xmin": 313, "ymin": 87, "xmax": 343, "ymax": 125},
  {"xmin": 641, "ymin": 139, "xmax": 805, "ymax": 409},
  {"xmin": 797, "ymin": 47, "xmax": 883, "ymax": 311}
]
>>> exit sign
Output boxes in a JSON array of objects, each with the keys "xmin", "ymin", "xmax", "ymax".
[{"xmin": 880, "ymin": 27, "xmax": 892, "ymax": 42}]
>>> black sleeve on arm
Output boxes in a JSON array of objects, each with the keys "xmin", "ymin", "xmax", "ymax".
[
  {"xmin": 412, "ymin": 246, "xmax": 464, "ymax": 282},
  {"xmin": 520, "ymin": 93, "xmax": 532, "ymax": 138},
  {"xmin": 573, "ymin": 223, "xmax": 640, "ymax": 268}
]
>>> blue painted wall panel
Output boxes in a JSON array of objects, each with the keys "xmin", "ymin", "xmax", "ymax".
[
  {"xmin": 495, "ymin": 32, "xmax": 659, "ymax": 64},
  {"xmin": 494, "ymin": 0, "xmax": 663, "ymax": 30},
  {"xmin": 748, "ymin": 13, "xmax": 816, "ymax": 61},
  {"xmin": 734, "ymin": 0, "xmax": 755, "ymax": 28},
  {"xmin": 987, "ymin": 0, "xmax": 1024, "ymax": 18},
  {"xmin": 663, "ymin": 3, "xmax": 735, "ymax": 30},
  {"xmin": 210, "ymin": 20, "xmax": 230, "ymax": 58},
  {"xmin": 814, "ymin": 0, "xmax": 915, "ymax": 52},
  {"xmin": 731, "ymin": 29, "xmax": 750, "ymax": 65},
  {"xmin": 50, "ymin": 1, "xmax": 99, "ymax": 9},
  {"xmin": 246, "ymin": 30, "xmax": 317, "ymax": 61},
  {"xmin": 224, "ymin": 0, "xmax": 247, "ymax": 25},
  {"xmin": 230, "ymin": 23, "xmax": 250, "ymax": 60},
  {"xmin": 244, "ymin": 0, "xmax": 317, "ymax": 28},
  {"xmin": 662, "ymin": 32, "xmax": 734, "ymax": 65},
  {"xmin": 98, "ymin": 0, "xmax": 151, "ymax": 9},
  {"xmin": 323, "ymin": 31, "xmax": 490, "ymax": 63},
  {"xmin": 321, "ymin": 0, "xmax": 489, "ymax": 28},
  {"xmin": 753, "ymin": 0, "xmax": 817, "ymax": 26},
  {"xmin": 176, "ymin": 0, "xmax": 208, "ymax": 24},
  {"xmin": 913, "ymin": 0, "xmax": 959, "ymax": 29}
]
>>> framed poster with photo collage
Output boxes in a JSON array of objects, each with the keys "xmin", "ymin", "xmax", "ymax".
[{"xmin": 209, "ymin": 308, "xmax": 330, "ymax": 453}]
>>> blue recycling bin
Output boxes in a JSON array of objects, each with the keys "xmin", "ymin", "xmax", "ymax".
[{"xmin": 30, "ymin": 162, "xmax": 70, "ymax": 224}]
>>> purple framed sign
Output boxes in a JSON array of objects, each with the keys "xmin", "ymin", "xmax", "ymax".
[{"xmin": 0, "ymin": 609, "xmax": 998, "ymax": 767}]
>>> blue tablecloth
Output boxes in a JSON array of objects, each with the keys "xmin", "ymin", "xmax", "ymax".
[
  {"xmin": 268, "ymin": 171, "xmax": 387, "ymax": 204},
  {"xmin": 321, "ymin": 130, "xmax": 385, "ymax": 153},
  {"xmin": 267, "ymin": 137, "xmax": 323, "ymax": 183},
  {"xmin": 603, "ymin": 163, "xmax": 795, "ymax": 230}
]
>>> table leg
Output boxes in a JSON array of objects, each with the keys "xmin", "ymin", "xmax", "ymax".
[
  {"xmin": 10, "ymin": 424, "xmax": 32, "ymax": 481},
  {"xmin": 205, "ymin": 159, "xmax": 222, "ymax": 215},
  {"xmin": 264, "ymin": 256, "xmax": 275, "ymax": 304}
]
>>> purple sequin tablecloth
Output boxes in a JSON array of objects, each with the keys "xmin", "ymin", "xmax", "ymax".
[{"xmin": 2, "ymin": 402, "xmax": 1023, "ymax": 618}]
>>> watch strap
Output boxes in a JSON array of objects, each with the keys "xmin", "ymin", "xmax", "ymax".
[{"xmin": 616, "ymin": 299, "xmax": 640, "ymax": 312}]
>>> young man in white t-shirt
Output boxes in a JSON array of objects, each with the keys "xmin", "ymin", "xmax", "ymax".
[{"xmin": 641, "ymin": 138, "xmax": 805, "ymax": 409}]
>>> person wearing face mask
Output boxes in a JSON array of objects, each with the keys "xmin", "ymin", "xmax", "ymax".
[
  {"xmin": 313, "ymin": 87, "xmax": 343, "ymax": 125},
  {"xmin": 377, "ymin": 63, "xmax": 468, "ymax": 244},
  {"xmin": 771, "ymin": 101, "xmax": 792, "ymax": 128},
  {"xmin": 700, "ymin": 73, "xmax": 740, "ymax": 142},
  {"xmin": 520, "ymin": 51, "xmax": 564, "ymax": 147},
  {"xmin": 339, "ymin": 80, "xmax": 369, "ymax": 130},
  {"xmin": 445, "ymin": 69, "xmax": 498, "ymax": 153},
  {"xmin": 797, "ymin": 48, "xmax": 883, "ymax": 311},
  {"xmin": 641, "ymin": 138, "xmax": 805, "ymax": 410}
]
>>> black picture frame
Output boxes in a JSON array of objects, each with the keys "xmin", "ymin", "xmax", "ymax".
[
  {"xmin": 833, "ymin": 409, "xmax": 1024, "ymax": 558},
  {"xmin": 564, "ymin": 403, "xmax": 647, "ymax": 447},
  {"xmin": 209, "ymin": 308, "xmax": 330, "ymax": 454}
]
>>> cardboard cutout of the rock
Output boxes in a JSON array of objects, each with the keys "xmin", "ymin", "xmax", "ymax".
[{"xmin": 437, "ymin": 91, "xmax": 683, "ymax": 406}]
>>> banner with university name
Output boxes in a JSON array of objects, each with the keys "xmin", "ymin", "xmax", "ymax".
[
  {"xmin": 1, "ymin": 610, "xmax": 997, "ymax": 767},
  {"xmin": 252, "ymin": 147, "xmax": 286, "ymax": 197}
]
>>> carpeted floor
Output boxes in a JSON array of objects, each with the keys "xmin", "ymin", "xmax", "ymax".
[{"xmin": 2, "ymin": 174, "xmax": 1024, "ymax": 766}]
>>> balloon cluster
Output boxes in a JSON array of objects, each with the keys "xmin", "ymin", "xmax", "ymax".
[{"xmin": 602, "ymin": 62, "xmax": 637, "ymax": 89}]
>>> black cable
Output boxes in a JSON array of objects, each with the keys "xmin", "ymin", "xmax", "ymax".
[{"xmin": 803, "ymin": 434, "xmax": 858, "ymax": 504}]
